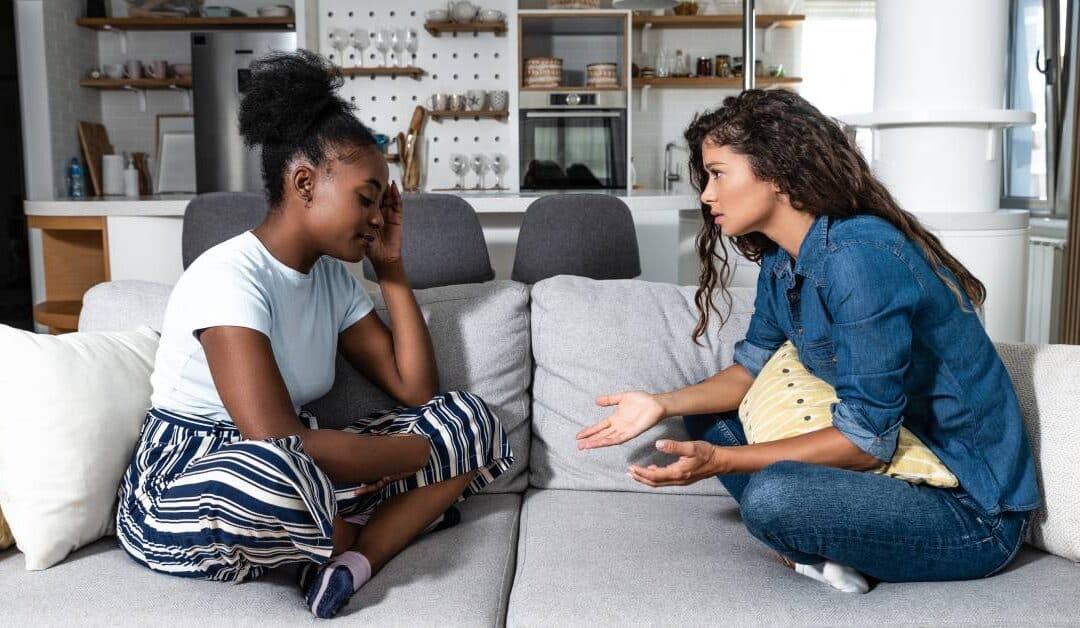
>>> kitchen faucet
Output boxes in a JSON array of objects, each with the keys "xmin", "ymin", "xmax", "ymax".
[{"xmin": 663, "ymin": 141, "xmax": 691, "ymax": 192}]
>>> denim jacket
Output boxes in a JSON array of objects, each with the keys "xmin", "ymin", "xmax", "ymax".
[{"xmin": 733, "ymin": 214, "xmax": 1040, "ymax": 516}]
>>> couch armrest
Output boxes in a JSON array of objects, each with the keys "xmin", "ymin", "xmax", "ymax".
[{"xmin": 78, "ymin": 280, "xmax": 172, "ymax": 333}]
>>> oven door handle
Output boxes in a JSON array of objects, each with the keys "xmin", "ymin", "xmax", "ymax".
[{"xmin": 523, "ymin": 111, "xmax": 622, "ymax": 118}]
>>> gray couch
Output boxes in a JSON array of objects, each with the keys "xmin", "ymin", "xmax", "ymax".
[{"xmin": 2, "ymin": 276, "xmax": 1078, "ymax": 626}]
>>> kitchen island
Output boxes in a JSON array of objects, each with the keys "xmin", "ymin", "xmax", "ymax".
[{"xmin": 25, "ymin": 190, "xmax": 702, "ymax": 332}]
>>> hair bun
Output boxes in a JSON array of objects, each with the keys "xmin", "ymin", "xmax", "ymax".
[{"xmin": 238, "ymin": 50, "xmax": 351, "ymax": 148}]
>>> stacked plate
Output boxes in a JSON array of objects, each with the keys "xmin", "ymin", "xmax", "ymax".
[
  {"xmin": 586, "ymin": 63, "xmax": 618, "ymax": 88},
  {"xmin": 525, "ymin": 57, "xmax": 562, "ymax": 88}
]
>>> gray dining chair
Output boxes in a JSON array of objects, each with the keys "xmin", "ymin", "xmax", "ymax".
[
  {"xmin": 511, "ymin": 193, "xmax": 641, "ymax": 284},
  {"xmin": 181, "ymin": 192, "xmax": 269, "ymax": 269},
  {"xmin": 361, "ymin": 193, "xmax": 495, "ymax": 289}
]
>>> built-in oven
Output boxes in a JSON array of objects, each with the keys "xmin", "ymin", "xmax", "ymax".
[{"xmin": 519, "ymin": 91, "xmax": 627, "ymax": 191}]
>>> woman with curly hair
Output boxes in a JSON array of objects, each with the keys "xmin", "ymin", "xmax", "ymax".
[
  {"xmin": 577, "ymin": 89, "xmax": 1037, "ymax": 592},
  {"xmin": 114, "ymin": 50, "xmax": 513, "ymax": 618}
]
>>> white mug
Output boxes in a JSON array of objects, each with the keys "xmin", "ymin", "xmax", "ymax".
[
  {"xmin": 103, "ymin": 64, "xmax": 124, "ymax": 79},
  {"xmin": 123, "ymin": 59, "xmax": 143, "ymax": 79}
]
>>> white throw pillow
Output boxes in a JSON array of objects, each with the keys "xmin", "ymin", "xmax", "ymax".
[{"xmin": 0, "ymin": 325, "xmax": 158, "ymax": 570}]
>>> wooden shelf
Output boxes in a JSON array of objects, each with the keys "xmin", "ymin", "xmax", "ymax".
[
  {"xmin": 631, "ymin": 14, "xmax": 805, "ymax": 29},
  {"xmin": 76, "ymin": 16, "xmax": 295, "ymax": 31},
  {"xmin": 33, "ymin": 301, "xmax": 82, "ymax": 332},
  {"xmin": 520, "ymin": 85, "xmax": 625, "ymax": 91},
  {"xmin": 338, "ymin": 66, "xmax": 425, "ymax": 80},
  {"xmin": 430, "ymin": 110, "xmax": 509, "ymax": 121},
  {"xmin": 80, "ymin": 77, "xmax": 192, "ymax": 90},
  {"xmin": 425, "ymin": 20, "xmax": 507, "ymax": 36},
  {"xmin": 633, "ymin": 76, "xmax": 802, "ymax": 88}
]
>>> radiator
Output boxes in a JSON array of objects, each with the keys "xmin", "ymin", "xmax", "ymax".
[{"xmin": 1025, "ymin": 236, "xmax": 1066, "ymax": 344}]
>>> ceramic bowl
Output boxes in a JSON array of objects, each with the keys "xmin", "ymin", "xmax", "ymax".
[{"xmin": 426, "ymin": 9, "xmax": 449, "ymax": 21}]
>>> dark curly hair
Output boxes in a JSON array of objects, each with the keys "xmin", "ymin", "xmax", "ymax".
[
  {"xmin": 238, "ymin": 49, "xmax": 377, "ymax": 206},
  {"xmin": 684, "ymin": 89, "xmax": 986, "ymax": 341}
]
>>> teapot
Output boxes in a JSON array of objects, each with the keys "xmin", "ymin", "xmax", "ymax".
[{"xmin": 449, "ymin": 1, "xmax": 479, "ymax": 22}]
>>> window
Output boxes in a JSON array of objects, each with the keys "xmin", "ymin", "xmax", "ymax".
[{"xmin": 1003, "ymin": 0, "xmax": 1071, "ymax": 216}]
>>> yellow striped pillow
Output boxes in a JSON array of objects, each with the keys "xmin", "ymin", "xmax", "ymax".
[{"xmin": 739, "ymin": 341, "xmax": 958, "ymax": 488}]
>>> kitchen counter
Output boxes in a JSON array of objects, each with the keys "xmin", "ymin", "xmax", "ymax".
[{"xmin": 24, "ymin": 189, "xmax": 700, "ymax": 216}]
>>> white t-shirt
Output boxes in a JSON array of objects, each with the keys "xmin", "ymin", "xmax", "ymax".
[{"xmin": 150, "ymin": 231, "xmax": 374, "ymax": 423}]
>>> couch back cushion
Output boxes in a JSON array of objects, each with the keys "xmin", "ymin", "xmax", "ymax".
[
  {"xmin": 996, "ymin": 342, "xmax": 1080, "ymax": 562},
  {"xmin": 81, "ymin": 279, "xmax": 533, "ymax": 494},
  {"xmin": 528, "ymin": 276, "xmax": 753, "ymax": 495}
]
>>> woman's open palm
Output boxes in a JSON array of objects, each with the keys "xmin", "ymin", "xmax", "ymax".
[{"xmin": 576, "ymin": 391, "xmax": 664, "ymax": 450}]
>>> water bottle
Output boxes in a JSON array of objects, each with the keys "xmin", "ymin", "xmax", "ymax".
[{"xmin": 68, "ymin": 157, "xmax": 85, "ymax": 198}]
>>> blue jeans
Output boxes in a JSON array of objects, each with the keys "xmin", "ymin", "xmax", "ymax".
[{"xmin": 684, "ymin": 412, "xmax": 1033, "ymax": 583}]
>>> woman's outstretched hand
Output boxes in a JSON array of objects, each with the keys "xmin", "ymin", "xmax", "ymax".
[
  {"xmin": 576, "ymin": 391, "xmax": 665, "ymax": 450},
  {"xmin": 627, "ymin": 439, "xmax": 724, "ymax": 487}
]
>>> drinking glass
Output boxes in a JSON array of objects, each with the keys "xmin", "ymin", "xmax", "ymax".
[
  {"xmin": 404, "ymin": 29, "xmax": 419, "ymax": 66},
  {"xmin": 490, "ymin": 154, "xmax": 506, "ymax": 189},
  {"xmin": 391, "ymin": 29, "xmax": 407, "ymax": 68},
  {"xmin": 449, "ymin": 154, "xmax": 467, "ymax": 190},
  {"xmin": 348, "ymin": 28, "xmax": 370, "ymax": 67},
  {"xmin": 328, "ymin": 28, "xmax": 349, "ymax": 65},
  {"xmin": 374, "ymin": 29, "xmax": 393, "ymax": 67},
  {"xmin": 471, "ymin": 154, "xmax": 487, "ymax": 190}
]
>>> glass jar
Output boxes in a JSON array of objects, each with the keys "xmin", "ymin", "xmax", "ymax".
[
  {"xmin": 714, "ymin": 54, "xmax": 731, "ymax": 77},
  {"xmin": 696, "ymin": 56, "xmax": 712, "ymax": 77}
]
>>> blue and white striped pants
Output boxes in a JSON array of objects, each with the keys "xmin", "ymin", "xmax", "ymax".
[{"xmin": 115, "ymin": 391, "xmax": 514, "ymax": 583}]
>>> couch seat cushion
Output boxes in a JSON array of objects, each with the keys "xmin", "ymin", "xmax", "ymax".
[
  {"xmin": 506, "ymin": 489, "xmax": 1080, "ymax": 626},
  {"xmin": 0, "ymin": 494, "xmax": 520, "ymax": 627}
]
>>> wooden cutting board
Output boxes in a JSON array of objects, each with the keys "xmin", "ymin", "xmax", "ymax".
[
  {"xmin": 404, "ymin": 106, "xmax": 427, "ymax": 191},
  {"xmin": 77, "ymin": 121, "xmax": 114, "ymax": 196}
]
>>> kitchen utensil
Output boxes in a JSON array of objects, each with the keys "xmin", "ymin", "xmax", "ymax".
[
  {"xmin": 479, "ymin": 9, "xmax": 504, "ymax": 22},
  {"xmin": 77, "ymin": 121, "xmax": 114, "ymax": 196},
  {"xmin": 426, "ymin": 9, "xmax": 449, "ymax": 21},
  {"xmin": 131, "ymin": 151, "xmax": 152, "ymax": 195},
  {"xmin": 448, "ymin": 93, "xmax": 466, "ymax": 111}
]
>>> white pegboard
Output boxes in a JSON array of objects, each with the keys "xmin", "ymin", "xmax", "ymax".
[{"xmin": 319, "ymin": 0, "xmax": 519, "ymax": 192}]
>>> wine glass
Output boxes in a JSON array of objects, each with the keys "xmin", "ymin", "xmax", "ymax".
[
  {"xmin": 449, "ymin": 154, "xmax": 467, "ymax": 190},
  {"xmin": 348, "ymin": 28, "xmax": 370, "ymax": 67},
  {"xmin": 404, "ymin": 29, "xmax": 419, "ymax": 67},
  {"xmin": 391, "ymin": 29, "xmax": 407, "ymax": 68},
  {"xmin": 471, "ymin": 154, "xmax": 487, "ymax": 190},
  {"xmin": 328, "ymin": 28, "xmax": 349, "ymax": 65},
  {"xmin": 490, "ymin": 154, "xmax": 506, "ymax": 190},
  {"xmin": 374, "ymin": 29, "xmax": 393, "ymax": 68}
]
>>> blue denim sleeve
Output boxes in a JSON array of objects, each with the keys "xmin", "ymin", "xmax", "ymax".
[
  {"xmin": 733, "ymin": 265, "xmax": 787, "ymax": 378},
  {"xmin": 825, "ymin": 243, "xmax": 921, "ymax": 464}
]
